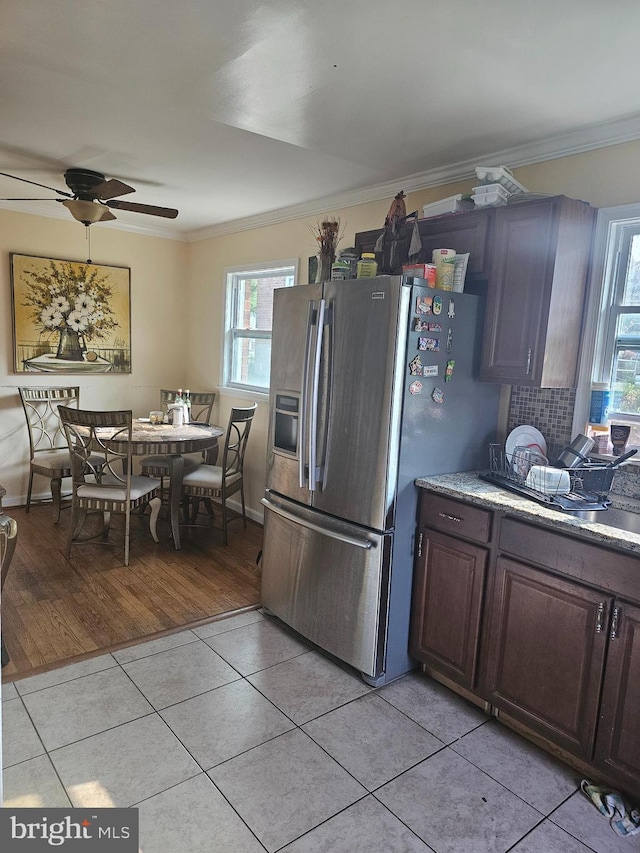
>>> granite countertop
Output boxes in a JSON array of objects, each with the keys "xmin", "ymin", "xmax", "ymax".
[{"xmin": 416, "ymin": 471, "xmax": 640, "ymax": 555}]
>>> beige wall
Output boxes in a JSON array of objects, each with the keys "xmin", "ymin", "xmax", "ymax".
[
  {"xmin": 0, "ymin": 209, "xmax": 188, "ymax": 503},
  {"xmin": 4, "ymin": 139, "xmax": 640, "ymax": 516}
]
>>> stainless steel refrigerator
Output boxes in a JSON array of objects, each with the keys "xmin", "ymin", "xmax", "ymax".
[{"xmin": 261, "ymin": 275, "xmax": 500, "ymax": 685}]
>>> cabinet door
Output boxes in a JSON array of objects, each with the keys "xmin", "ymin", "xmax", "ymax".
[
  {"xmin": 483, "ymin": 557, "xmax": 610, "ymax": 758},
  {"xmin": 596, "ymin": 602, "xmax": 640, "ymax": 797},
  {"xmin": 410, "ymin": 528, "xmax": 487, "ymax": 690},
  {"xmin": 480, "ymin": 200, "xmax": 556, "ymax": 384},
  {"xmin": 354, "ymin": 209, "xmax": 492, "ymax": 277},
  {"xmin": 417, "ymin": 210, "xmax": 492, "ymax": 275},
  {"xmin": 480, "ymin": 196, "xmax": 594, "ymax": 386}
]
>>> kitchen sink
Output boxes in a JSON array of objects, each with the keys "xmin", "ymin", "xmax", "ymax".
[{"xmin": 572, "ymin": 506, "xmax": 640, "ymax": 535}]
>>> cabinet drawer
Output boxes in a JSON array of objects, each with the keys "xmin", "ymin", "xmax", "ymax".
[
  {"xmin": 499, "ymin": 518, "xmax": 640, "ymax": 604},
  {"xmin": 421, "ymin": 492, "xmax": 492, "ymax": 543}
]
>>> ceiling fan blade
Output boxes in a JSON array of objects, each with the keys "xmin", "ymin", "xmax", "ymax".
[
  {"xmin": 93, "ymin": 178, "xmax": 135, "ymax": 200},
  {"xmin": 105, "ymin": 199, "xmax": 178, "ymax": 219},
  {"xmin": 0, "ymin": 172, "xmax": 72, "ymax": 197},
  {"xmin": 0, "ymin": 197, "xmax": 61, "ymax": 201}
]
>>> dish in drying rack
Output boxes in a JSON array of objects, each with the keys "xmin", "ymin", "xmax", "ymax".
[{"xmin": 504, "ymin": 425, "xmax": 547, "ymax": 461}]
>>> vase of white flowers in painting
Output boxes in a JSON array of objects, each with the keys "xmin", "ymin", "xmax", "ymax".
[{"xmin": 22, "ymin": 261, "xmax": 118, "ymax": 361}]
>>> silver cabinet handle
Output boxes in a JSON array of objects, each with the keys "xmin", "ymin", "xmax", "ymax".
[
  {"xmin": 610, "ymin": 606, "xmax": 620, "ymax": 640},
  {"xmin": 526, "ymin": 348, "xmax": 532, "ymax": 375},
  {"xmin": 595, "ymin": 601, "xmax": 605, "ymax": 633},
  {"xmin": 438, "ymin": 512, "xmax": 463, "ymax": 523},
  {"xmin": 262, "ymin": 498, "xmax": 373, "ymax": 549}
]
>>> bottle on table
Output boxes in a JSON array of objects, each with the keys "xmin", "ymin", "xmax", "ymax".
[
  {"xmin": 184, "ymin": 389, "xmax": 192, "ymax": 423},
  {"xmin": 170, "ymin": 389, "xmax": 186, "ymax": 426}
]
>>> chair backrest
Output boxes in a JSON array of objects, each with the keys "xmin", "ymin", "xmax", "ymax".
[
  {"xmin": 160, "ymin": 389, "xmax": 216, "ymax": 423},
  {"xmin": 222, "ymin": 405, "xmax": 257, "ymax": 479},
  {"xmin": 0, "ymin": 512, "xmax": 18, "ymax": 592},
  {"xmin": 19, "ymin": 386, "xmax": 81, "ymax": 457},
  {"xmin": 58, "ymin": 407, "xmax": 134, "ymax": 498}
]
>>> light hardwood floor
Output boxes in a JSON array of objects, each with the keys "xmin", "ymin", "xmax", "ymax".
[{"xmin": 1, "ymin": 502, "xmax": 263, "ymax": 682}]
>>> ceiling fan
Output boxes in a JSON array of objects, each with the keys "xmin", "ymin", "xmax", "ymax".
[{"xmin": 0, "ymin": 168, "xmax": 178, "ymax": 225}]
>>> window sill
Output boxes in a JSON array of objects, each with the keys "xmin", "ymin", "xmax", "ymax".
[{"xmin": 219, "ymin": 385, "xmax": 269, "ymax": 404}]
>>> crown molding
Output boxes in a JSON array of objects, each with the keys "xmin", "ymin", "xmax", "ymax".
[
  {"xmin": 187, "ymin": 112, "xmax": 640, "ymax": 242},
  {"xmin": 0, "ymin": 199, "xmax": 186, "ymax": 241},
  {"xmin": 3, "ymin": 112, "xmax": 640, "ymax": 244}
]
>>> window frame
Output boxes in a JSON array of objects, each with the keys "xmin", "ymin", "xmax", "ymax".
[
  {"xmin": 221, "ymin": 259, "xmax": 297, "ymax": 399},
  {"xmin": 573, "ymin": 203, "xmax": 640, "ymax": 442}
]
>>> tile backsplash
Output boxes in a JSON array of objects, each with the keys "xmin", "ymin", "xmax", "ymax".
[
  {"xmin": 507, "ymin": 385, "xmax": 640, "ymax": 500},
  {"xmin": 507, "ymin": 386, "xmax": 575, "ymax": 462}
]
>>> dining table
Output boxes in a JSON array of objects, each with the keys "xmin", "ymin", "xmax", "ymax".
[{"xmin": 98, "ymin": 418, "xmax": 224, "ymax": 550}]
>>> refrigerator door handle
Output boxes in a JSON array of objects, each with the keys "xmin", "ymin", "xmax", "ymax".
[
  {"xmin": 261, "ymin": 498, "xmax": 373, "ymax": 550},
  {"xmin": 299, "ymin": 299, "xmax": 316, "ymax": 489},
  {"xmin": 308, "ymin": 298, "xmax": 325, "ymax": 491}
]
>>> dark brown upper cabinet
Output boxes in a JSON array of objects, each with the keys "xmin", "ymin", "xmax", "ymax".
[
  {"xmin": 479, "ymin": 196, "xmax": 595, "ymax": 387},
  {"xmin": 355, "ymin": 195, "xmax": 595, "ymax": 388}
]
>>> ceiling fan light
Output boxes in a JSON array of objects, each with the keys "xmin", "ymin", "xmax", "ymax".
[{"xmin": 62, "ymin": 199, "xmax": 113, "ymax": 225}]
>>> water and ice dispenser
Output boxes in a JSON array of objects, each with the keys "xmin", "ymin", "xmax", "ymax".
[{"xmin": 273, "ymin": 393, "xmax": 299, "ymax": 456}]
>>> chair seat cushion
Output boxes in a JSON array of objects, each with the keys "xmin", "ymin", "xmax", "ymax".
[
  {"xmin": 31, "ymin": 448, "xmax": 72, "ymax": 476},
  {"xmin": 77, "ymin": 475, "xmax": 159, "ymax": 503},
  {"xmin": 32, "ymin": 449, "xmax": 105, "ymax": 478},
  {"xmin": 139, "ymin": 454, "xmax": 202, "ymax": 476},
  {"xmin": 181, "ymin": 465, "xmax": 242, "ymax": 491}
]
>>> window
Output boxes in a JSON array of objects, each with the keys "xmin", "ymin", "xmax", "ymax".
[
  {"xmin": 223, "ymin": 261, "xmax": 296, "ymax": 394},
  {"xmin": 588, "ymin": 209, "xmax": 640, "ymax": 451}
]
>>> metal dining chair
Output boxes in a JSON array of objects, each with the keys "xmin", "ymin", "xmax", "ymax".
[
  {"xmin": 1, "ymin": 511, "xmax": 18, "ymax": 668},
  {"xmin": 19, "ymin": 386, "xmax": 106, "ymax": 523},
  {"xmin": 140, "ymin": 390, "xmax": 217, "ymax": 486},
  {"xmin": 58, "ymin": 407, "xmax": 161, "ymax": 566},
  {"xmin": 180, "ymin": 404, "xmax": 257, "ymax": 544}
]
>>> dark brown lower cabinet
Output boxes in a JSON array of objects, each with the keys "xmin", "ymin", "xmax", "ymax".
[
  {"xmin": 595, "ymin": 602, "xmax": 640, "ymax": 794},
  {"xmin": 410, "ymin": 528, "xmax": 487, "ymax": 690},
  {"xmin": 413, "ymin": 490, "xmax": 640, "ymax": 800},
  {"xmin": 482, "ymin": 557, "xmax": 610, "ymax": 759}
]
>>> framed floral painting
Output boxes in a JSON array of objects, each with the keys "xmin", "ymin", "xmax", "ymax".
[{"xmin": 10, "ymin": 253, "xmax": 131, "ymax": 373}]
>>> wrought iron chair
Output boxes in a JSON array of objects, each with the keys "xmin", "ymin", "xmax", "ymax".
[
  {"xmin": 1, "ymin": 512, "xmax": 18, "ymax": 668},
  {"xmin": 180, "ymin": 404, "xmax": 257, "ymax": 544},
  {"xmin": 19, "ymin": 386, "xmax": 106, "ymax": 523},
  {"xmin": 140, "ymin": 390, "xmax": 217, "ymax": 486},
  {"xmin": 58, "ymin": 407, "xmax": 161, "ymax": 566}
]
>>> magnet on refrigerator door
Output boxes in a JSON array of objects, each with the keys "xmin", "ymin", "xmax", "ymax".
[
  {"xmin": 423, "ymin": 365, "xmax": 438, "ymax": 377},
  {"xmin": 433, "ymin": 295, "xmax": 443, "ymax": 315},
  {"xmin": 446, "ymin": 328, "xmax": 453, "ymax": 353},
  {"xmin": 409, "ymin": 354, "xmax": 423, "ymax": 375},
  {"xmin": 432, "ymin": 386, "xmax": 444, "ymax": 403},
  {"xmin": 409, "ymin": 380, "xmax": 423, "ymax": 395},
  {"xmin": 445, "ymin": 360, "xmax": 455, "ymax": 382},
  {"xmin": 448, "ymin": 300, "xmax": 455, "ymax": 318},
  {"xmin": 416, "ymin": 295, "xmax": 433, "ymax": 314},
  {"xmin": 418, "ymin": 337, "xmax": 440, "ymax": 352}
]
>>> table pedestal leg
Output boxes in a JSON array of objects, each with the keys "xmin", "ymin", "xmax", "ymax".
[{"xmin": 167, "ymin": 454, "xmax": 184, "ymax": 550}]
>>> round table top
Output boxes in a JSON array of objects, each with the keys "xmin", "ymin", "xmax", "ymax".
[{"xmin": 98, "ymin": 419, "xmax": 223, "ymax": 455}]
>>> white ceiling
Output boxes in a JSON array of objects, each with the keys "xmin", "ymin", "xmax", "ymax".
[{"xmin": 2, "ymin": 0, "xmax": 640, "ymax": 240}]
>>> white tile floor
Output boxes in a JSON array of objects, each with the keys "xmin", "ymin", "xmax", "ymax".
[{"xmin": 2, "ymin": 609, "xmax": 639, "ymax": 852}]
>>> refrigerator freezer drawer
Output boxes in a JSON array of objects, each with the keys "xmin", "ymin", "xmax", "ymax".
[{"xmin": 261, "ymin": 495, "xmax": 391, "ymax": 679}]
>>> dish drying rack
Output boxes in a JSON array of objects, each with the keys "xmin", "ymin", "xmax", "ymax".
[{"xmin": 479, "ymin": 445, "xmax": 613, "ymax": 512}]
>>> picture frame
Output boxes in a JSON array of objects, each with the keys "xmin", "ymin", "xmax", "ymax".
[{"xmin": 10, "ymin": 253, "xmax": 131, "ymax": 374}]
